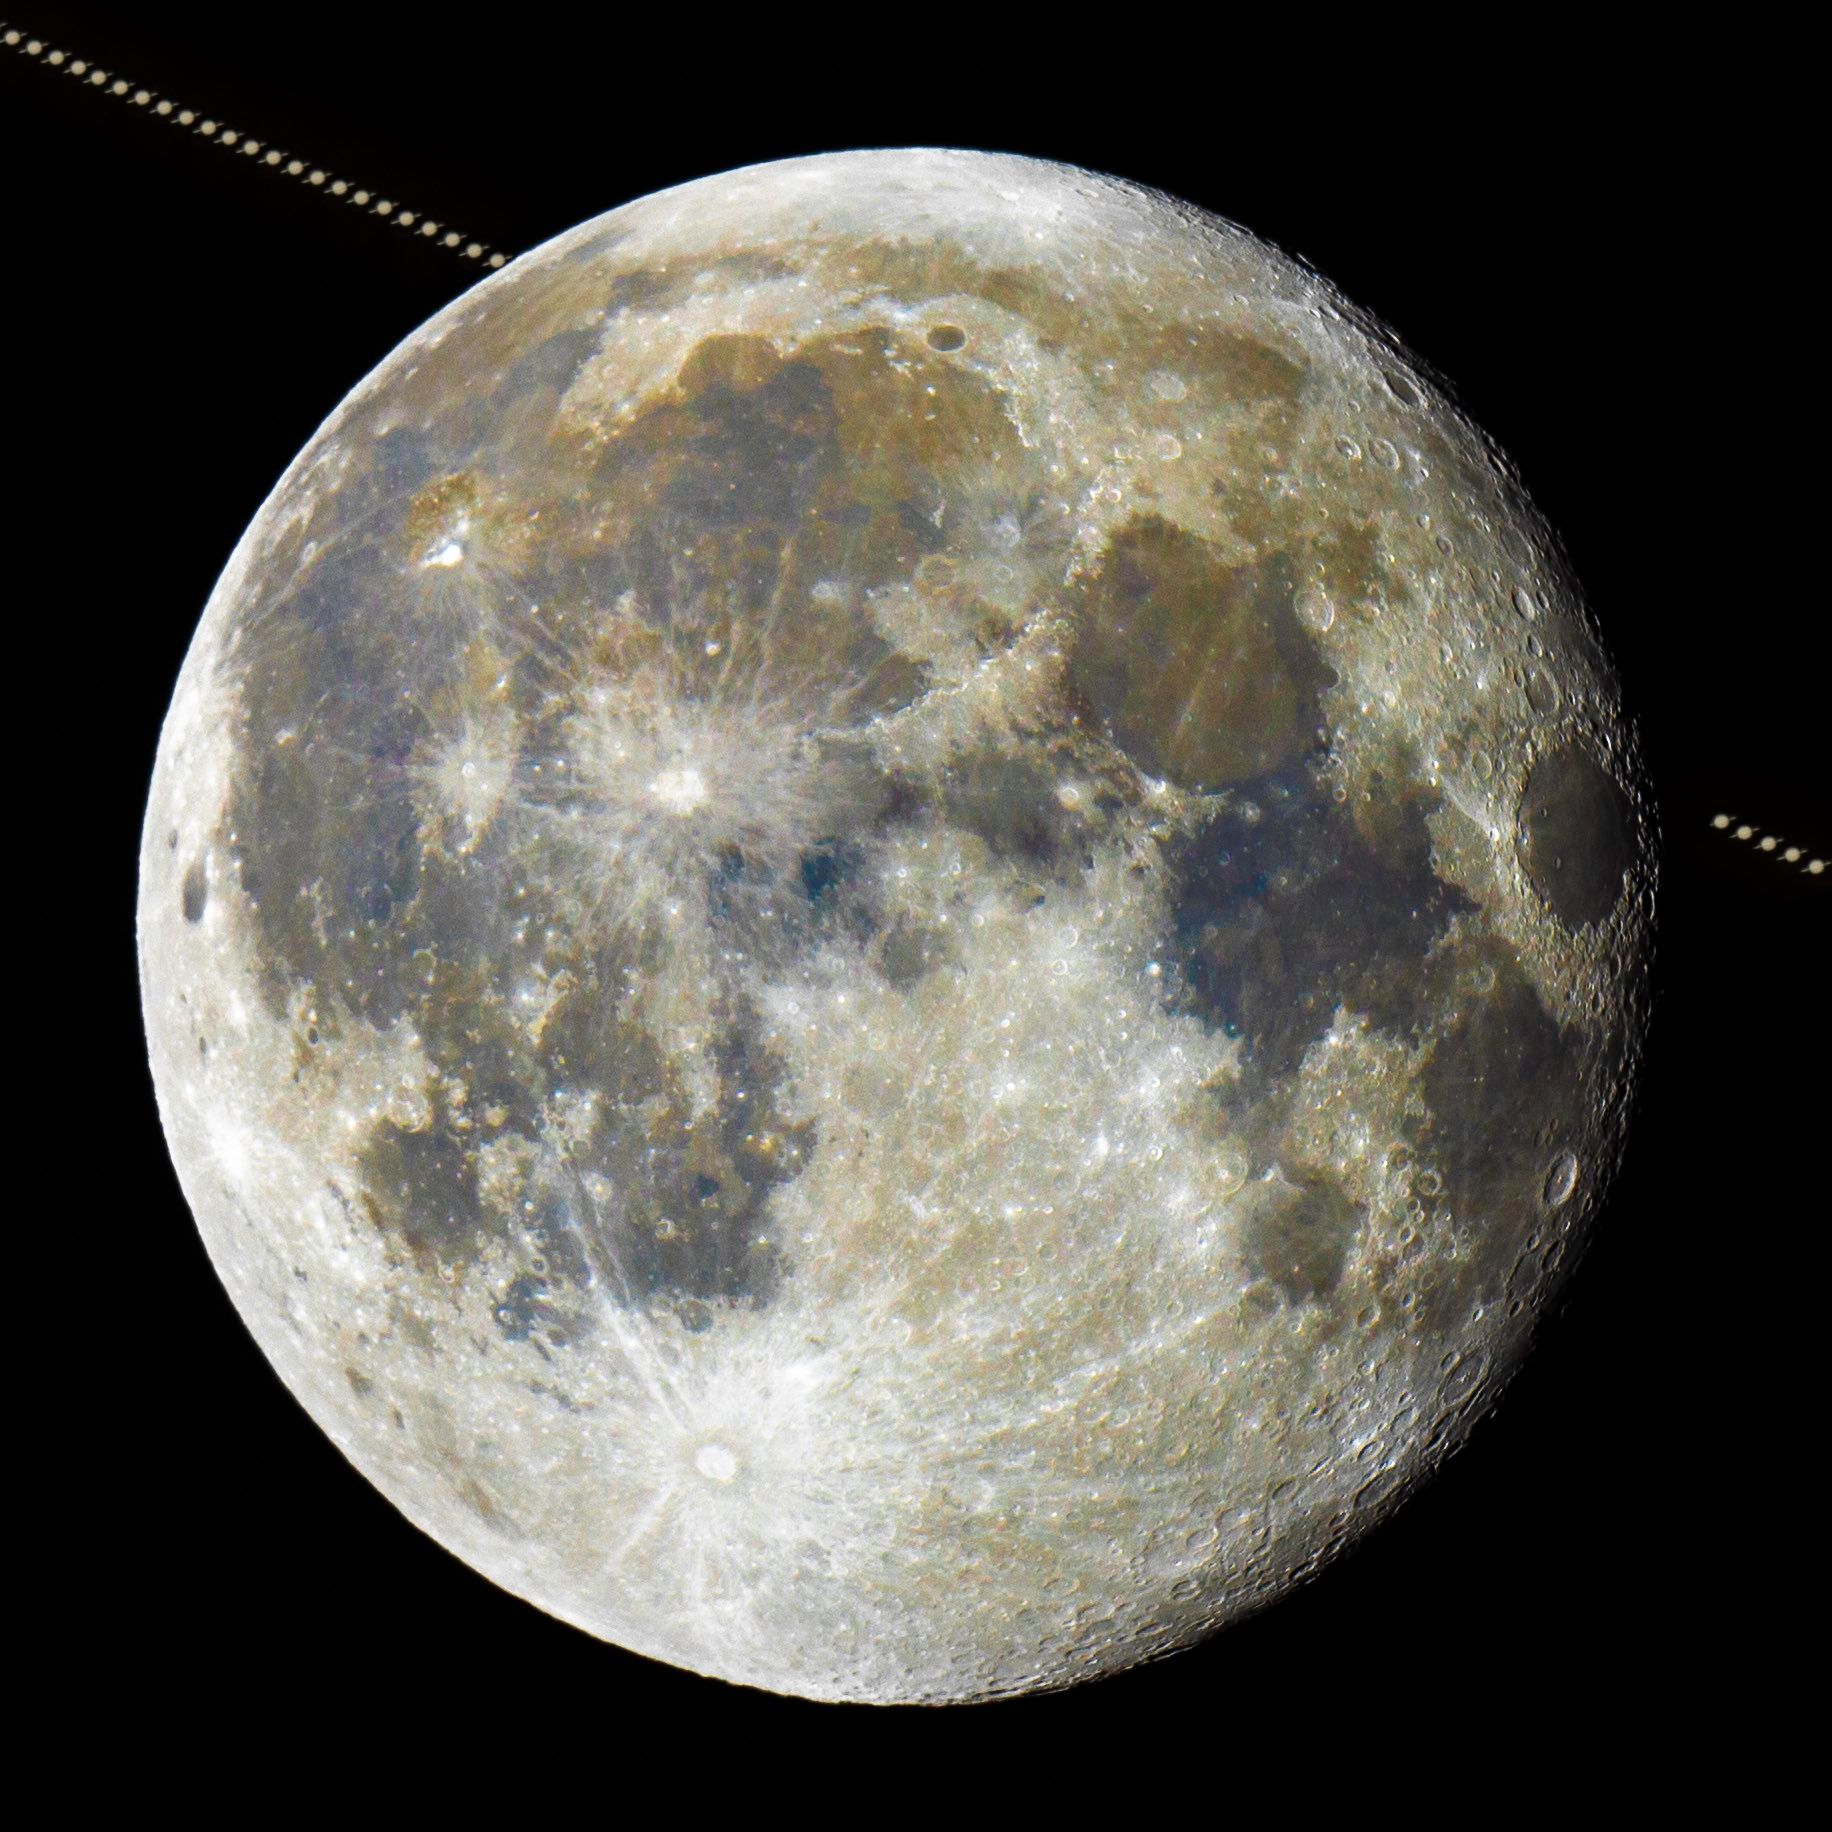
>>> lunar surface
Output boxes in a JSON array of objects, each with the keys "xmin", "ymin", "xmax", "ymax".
[{"xmin": 139, "ymin": 149, "xmax": 1654, "ymax": 1702}]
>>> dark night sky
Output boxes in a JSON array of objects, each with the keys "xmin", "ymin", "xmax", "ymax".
[{"xmin": 12, "ymin": 9, "xmax": 1822, "ymax": 1776}]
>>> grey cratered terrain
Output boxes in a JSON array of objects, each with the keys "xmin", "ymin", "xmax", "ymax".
[{"xmin": 139, "ymin": 148, "xmax": 1654, "ymax": 1702}]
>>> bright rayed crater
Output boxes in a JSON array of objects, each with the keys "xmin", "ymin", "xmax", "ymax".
[{"xmin": 139, "ymin": 149, "xmax": 1654, "ymax": 1702}]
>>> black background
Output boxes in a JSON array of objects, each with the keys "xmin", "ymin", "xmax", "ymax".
[{"xmin": 13, "ymin": 9, "xmax": 1823, "ymax": 1769}]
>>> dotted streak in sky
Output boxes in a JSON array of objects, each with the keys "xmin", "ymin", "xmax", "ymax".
[
  {"xmin": 2, "ymin": 22, "xmax": 509, "ymax": 267},
  {"xmin": 1710, "ymin": 813, "xmax": 1826, "ymax": 876},
  {"xmin": 11, "ymin": 21, "xmax": 1824, "ymax": 901}
]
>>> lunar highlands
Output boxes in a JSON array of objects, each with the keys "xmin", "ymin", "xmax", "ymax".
[{"xmin": 139, "ymin": 150, "xmax": 1653, "ymax": 1701}]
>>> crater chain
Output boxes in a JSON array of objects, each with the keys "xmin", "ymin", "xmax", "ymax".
[{"xmin": 2, "ymin": 20, "xmax": 509, "ymax": 267}]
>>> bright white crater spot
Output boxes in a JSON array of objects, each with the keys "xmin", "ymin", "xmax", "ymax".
[
  {"xmin": 695, "ymin": 1443, "xmax": 740, "ymax": 1483},
  {"xmin": 650, "ymin": 763, "xmax": 711, "ymax": 815}
]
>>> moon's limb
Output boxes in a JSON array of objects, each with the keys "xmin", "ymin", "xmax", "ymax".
[{"xmin": 139, "ymin": 149, "xmax": 1655, "ymax": 1702}]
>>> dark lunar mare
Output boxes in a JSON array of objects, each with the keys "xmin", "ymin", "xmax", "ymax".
[
  {"xmin": 1163, "ymin": 750, "xmax": 1596, "ymax": 1325},
  {"xmin": 1167, "ymin": 759, "xmax": 1473, "ymax": 1083}
]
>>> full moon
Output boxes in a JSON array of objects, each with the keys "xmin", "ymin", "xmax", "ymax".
[{"xmin": 139, "ymin": 149, "xmax": 1653, "ymax": 1701}]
